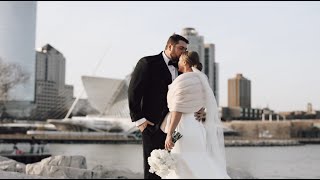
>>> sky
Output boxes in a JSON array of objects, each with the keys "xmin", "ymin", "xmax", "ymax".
[{"xmin": 36, "ymin": 1, "xmax": 320, "ymax": 112}]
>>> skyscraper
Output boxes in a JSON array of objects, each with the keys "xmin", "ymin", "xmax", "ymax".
[
  {"xmin": 204, "ymin": 44, "xmax": 219, "ymax": 105},
  {"xmin": 34, "ymin": 44, "xmax": 74, "ymax": 120},
  {"xmin": 228, "ymin": 74, "xmax": 251, "ymax": 108},
  {"xmin": 0, "ymin": 1, "xmax": 37, "ymax": 101},
  {"xmin": 213, "ymin": 62, "xmax": 219, "ymax": 105},
  {"xmin": 182, "ymin": 28, "xmax": 219, "ymax": 105},
  {"xmin": 204, "ymin": 44, "xmax": 214, "ymax": 89},
  {"xmin": 181, "ymin": 27, "xmax": 205, "ymax": 72}
]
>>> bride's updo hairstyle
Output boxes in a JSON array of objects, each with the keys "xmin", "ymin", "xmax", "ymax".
[{"xmin": 180, "ymin": 51, "xmax": 203, "ymax": 71}]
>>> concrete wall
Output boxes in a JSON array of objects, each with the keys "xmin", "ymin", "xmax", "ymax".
[{"xmin": 225, "ymin": 119, "xmax": 320, "ymax": 139}]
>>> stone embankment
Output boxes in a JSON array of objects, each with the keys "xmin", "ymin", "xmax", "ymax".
[
  {"xmin": 0, "ymin": 155, "xmax": 255, "ymax": 179},
  {"xmin": 0, "ymin": 155, "xmax": 142, "ymax": 179}
]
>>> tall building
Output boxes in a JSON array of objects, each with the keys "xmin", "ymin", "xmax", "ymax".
[
  {"xmin": 214, "ymin": 62, "xmax": 219, "ymax": 105},
  {"xmin": 204, "ymin": 44, "xmax": 219, "ymax": 105},
  {"xmin": 34, "ymin": 44, "xmax": 74, "ymax": 120},
  {"xmin": 0, "ymin": 1, "xmax": 37, "ymax": 101},
  {"xmin": 181, "ymin": 28, "xmax": 219, "ymax": 105},
  {"xmin": 181, "ymin": 28, "xmax": 205, "ymax": 68},
  {"xmin": 36, "ymin": 44, "xmax": 66, "ymax": 91},
  {"xmin": 204, "ymin": 44, "xmax": 214, "ymax": 91},
  {"xmin": 228, "ymin": 74, "xmax": 251, "ymax": 108},
  {"xmin": 307, "ymin": 103, "xmax": 313, "ymax": 114}
]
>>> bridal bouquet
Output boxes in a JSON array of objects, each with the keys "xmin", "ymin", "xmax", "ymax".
[
  {"xmin": 148, "ymin": 149, "xmax": 176, "ymax": 177},
  {"xmin": 148, "ymin": 131, "xmax": 182, "ymax": 178}
]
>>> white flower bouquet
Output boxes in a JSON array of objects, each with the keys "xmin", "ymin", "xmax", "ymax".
[
  {"xmin": 148, "ymin": 149, "xmax": 177, "ymax": 178},
  {"xmin": 148, "ymin": 131, "xmax": 182, "ymax": 178}
]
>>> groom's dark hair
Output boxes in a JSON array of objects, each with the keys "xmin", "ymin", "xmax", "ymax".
[{"xmin": 165, "ymin": 34, "xmax": 189, "ymax": 50}]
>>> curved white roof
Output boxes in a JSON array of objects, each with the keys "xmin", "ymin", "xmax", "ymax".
[
  {"xmin": 82, "ymin": 76, "xmax": 123, "ymax": 114},
  {"xmin": 82, "ymin": 76, "xmax": 130, "ymax": 118}
]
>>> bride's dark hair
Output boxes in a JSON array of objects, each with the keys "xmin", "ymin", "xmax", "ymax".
[{"xmin": 180, "ymin": 51, "xmax": 203, "ymax": 71}]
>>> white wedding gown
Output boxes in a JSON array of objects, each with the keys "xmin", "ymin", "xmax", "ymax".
[{"xmin": 161, "ymin": 68, "xmax": 231, "ymax": 179}]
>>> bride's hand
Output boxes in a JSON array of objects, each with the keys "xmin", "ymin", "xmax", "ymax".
[{"xmin": 165, "ymin": 134, "xmax": 174, "ymax": 151}]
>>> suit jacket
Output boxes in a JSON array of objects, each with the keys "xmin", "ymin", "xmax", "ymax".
[{"xmin": 128, "ymin": 52, "xmax": 174, "ymax": 133}]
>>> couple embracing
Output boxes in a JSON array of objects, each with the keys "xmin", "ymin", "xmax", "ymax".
[{"xmin": 128, "ymin": 34, "xmax": 230, "ymax": 179}]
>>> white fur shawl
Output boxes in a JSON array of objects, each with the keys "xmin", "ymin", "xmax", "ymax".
[{"xmin": 167, "ymin": 72, "xmax": 206, "ymax": 113}]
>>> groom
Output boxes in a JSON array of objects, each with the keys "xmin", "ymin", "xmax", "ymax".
[{"xmin": 128, "ymin": 34, "xmax": 188, "ymax": 179}]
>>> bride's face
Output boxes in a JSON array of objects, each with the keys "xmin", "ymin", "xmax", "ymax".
[
  {"xmin": 178, "ymin": 57, "xmax": 184, "ymax": 72},
  {"xmin": 178, "ymin": 57, "xmax": 189, "ymax": 72}
]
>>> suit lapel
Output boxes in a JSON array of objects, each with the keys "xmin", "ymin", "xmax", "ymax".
[{"xmin": 157, "ymin": 52, "xmax": 172, "ymax": 84}]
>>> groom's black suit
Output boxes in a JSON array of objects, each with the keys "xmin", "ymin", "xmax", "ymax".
[{"xmin": 128, "ymin": 52, "xmax": 177, "ymax": 179}]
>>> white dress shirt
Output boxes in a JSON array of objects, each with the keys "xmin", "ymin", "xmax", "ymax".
[{"xmin": 135, "ymin": 51, "xmax": 178, "ymax": 127}]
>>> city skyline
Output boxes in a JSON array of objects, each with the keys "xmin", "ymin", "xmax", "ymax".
[{"xmin": 35, "ymin": 1, "xmax": 320, "ymax": 112}]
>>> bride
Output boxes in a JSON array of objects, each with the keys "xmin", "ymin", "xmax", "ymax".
[{"xmin": 161, "ymin": 51, "xmax": 231, "ymax": 179}]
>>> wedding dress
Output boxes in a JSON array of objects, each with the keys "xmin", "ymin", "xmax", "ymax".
[{"xmin": 161, "ymin": 67, "xmax": 231, "ymax": 179}]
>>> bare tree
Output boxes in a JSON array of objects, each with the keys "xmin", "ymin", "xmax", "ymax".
[{"xmin": 0, "ymin": 57, "xmax": 30, "ymax": 120}]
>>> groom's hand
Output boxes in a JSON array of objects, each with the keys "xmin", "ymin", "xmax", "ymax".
[
  {"xmin": 195, "ymin": 107, "xmax": 206, "ymax": 122},
  {"xmin": 138, "ymin": 120, "xmax": 155, "ymax": 132}
]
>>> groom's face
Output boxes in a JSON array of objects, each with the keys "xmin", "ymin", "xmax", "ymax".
[{"xmin": 170, "ymin": 40, "xmax": 187, "ymax": 62}]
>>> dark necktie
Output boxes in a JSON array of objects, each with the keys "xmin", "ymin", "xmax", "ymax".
[{"xmin": 168, "ymin": 60, "xmax": 178, "ymax": 69}]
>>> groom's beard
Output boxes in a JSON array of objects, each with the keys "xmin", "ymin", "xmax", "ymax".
[
  {"xmin": 171, "ymin": 57, "xmax": 179, "ymax": 63},
  {"xmin": 170, "ymin": 52, "xmax": 180, "ymax": 62}
]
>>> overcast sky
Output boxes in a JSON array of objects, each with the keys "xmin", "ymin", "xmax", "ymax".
[{"xmin": 36, "ymin": 1, "xmax": 320, "ymax": 112}]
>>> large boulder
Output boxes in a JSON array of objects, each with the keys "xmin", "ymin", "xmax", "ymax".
[
  {"xmin": 0, "ymin": 156, "xmax": 26, "ymax": 173},
  {"xmin": 26, "ymin": 155, "xmax": 102, "ymax": 179},
  {"xmin": 227, "ymin": 167, "xmax": 255, "ymax": 179},
  {"xmin": 32, "ymin": 155, "xmax": 87, "ymax": 169},
  {"xmin": 0, "ymin": 156, "xmax": 10, "ymax": 162},
  {"xmin": 92, "ymin": 165, "xmax": 143, "ymax": 179},
  {"xmin": 27, "ymin": 165, "xmax": 102, "ymax": 179}
]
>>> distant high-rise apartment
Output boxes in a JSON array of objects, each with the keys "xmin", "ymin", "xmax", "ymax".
[
  {"xmin": 204, "ymin": 44, "xmax": 219, "ymax": 105},
  {"xmin": 34, "ymin": 44, "xmax": 74, "ymax": 120},
  {"xmin": 307, "ymin": 103, "xmax": 313, "ymax": 114},
  {"xmin": 182, "ymin": 27, "xmax": 219, "ymax": 105},
  {"xmin": 213, "ymin": 62, "xmax": 219, "ymax": 105},
  {"xmin": 181, "ymin": 27, "xmax": 205, "ymax": 67},
  {"xmin": 228, "ymin": 74, "xmax": 251, "ymax": 108},
  {"xmin": 0, "ymin": 1, "xmax": 37, "ymax": 101},
  {"xmin": 204, "ymin": 44, "xmax": 214, "ymax": 91}
]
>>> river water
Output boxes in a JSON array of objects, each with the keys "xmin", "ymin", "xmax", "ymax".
[{"xmin": 1, "ymin": 143, "xmax": 320, "ymax": 179}]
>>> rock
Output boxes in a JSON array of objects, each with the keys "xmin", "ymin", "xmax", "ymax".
[
  {"xmin": 91, "ymin": 164, "xmax": 104, "ymax": 171},
  {"xmin": 33, "ymin": 155, "xmax": 87, "ymax": 169},
  {"xmin": 0, "ymin": 156, "xmax": 26, "ymax": 173},
  {"xmin": 27, "ymin": 165, "xmax": 102, "ymax": 179},
  {"xmin": 0, "ymin": 156, "xmax": 10, "ymax": 162},
  {"xmin": 227, "ymin": 167, "xmax": 256, "ymax": 179},
  {"xmin": 91, "ymin": 165, "xmax": 143, "ymax": 179},
  {"xmin": 26, "ymin": 155, "xmax": 102, "ymax": 179}
]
